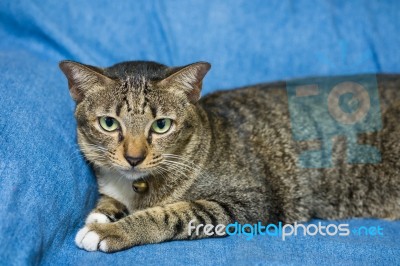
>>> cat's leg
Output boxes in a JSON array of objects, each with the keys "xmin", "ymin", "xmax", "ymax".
[
  {"xmin": 75, "ymin": 200, "xmax": 235, "ymax": 252},
  {"xmin": 85, "ymin": 194, "xmax": 129, "ymax": 225}
]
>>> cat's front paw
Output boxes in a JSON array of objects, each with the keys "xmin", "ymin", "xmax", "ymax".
[
  {"xmin": 75, "ymin": 226, "xmax": 104, "ymax": 252},
  {"xmin": 75, "ymin": 223, "xmax": 129, "ymax": 252},
  {"xmin": 85, "ymin": 212, "xmax": 111, "ymax": 224}
]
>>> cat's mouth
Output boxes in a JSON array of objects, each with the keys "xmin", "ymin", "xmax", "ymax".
[{"xmin": 118, "ymin": 167, "xmax": 149, "ymax": 181}]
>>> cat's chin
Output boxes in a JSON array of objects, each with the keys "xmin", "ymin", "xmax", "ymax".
[{"xmin": 118, "ymin": 169, "xmax": 149, "ymax": 181}]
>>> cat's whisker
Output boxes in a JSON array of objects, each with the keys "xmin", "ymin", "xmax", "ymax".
[
  {"xmin": 155, "ymin": 163, "xmax": 190, "ymax": 181},
  {"xmin": 153, "ymin": 166, "xmax": 169, "ymax": 181},
  {"xmin": 159, "ymin": 163, "xmax": 190, "ymax": 177},
  {"xmin": 160, "ymin": 157, "xmax": 195, "ymax": 170},
  {"xmin": 155, "ymin": 162, "xmax": 181, "ymax": 174},
  {"xmin": 163, "ymin": 154, "xmax": 206, "ymax": 169},
  {"xmin": 78, "ymin": 143, "xmax": 116, "ymax": 168},
  {"xmin": 159, "ymin": 159, "xmax": 208, "ymax": 181},
  {"xmin": 161, "ymin": 154, "xmax": 213, "ymax": 180},
  {"xmin": 161, "ymin": 161, "xmax": 196, "ymax": 175}
]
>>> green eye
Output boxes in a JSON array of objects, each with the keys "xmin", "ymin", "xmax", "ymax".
[
  {"xmin": 151, "ymin": 118, "xmax": 172, "ymax": 134},
  {"xmin": 99, "ymin": 117, "xmax": 120, "ymax": 132}
]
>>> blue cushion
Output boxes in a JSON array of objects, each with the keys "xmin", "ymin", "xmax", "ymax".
[{"xmin": 0, "ymin": 1, "xmax": 399, "ymax": 265}]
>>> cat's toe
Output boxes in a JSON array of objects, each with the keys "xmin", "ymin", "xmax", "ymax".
[
  {"xmin": 86, "ymin": 213, "xmax": 110, "ymax": 224},
  {"xmin": 81, "ymin": 231, "xmax": 101, "ymax": 251},
  {"xmin": 75, "ymin": 226, "xmax": 90, "ymax": 249},
  {"xmin": 75, "ymin": 221, "xmax": 129, "ymax": 252},
  {"xmin": 99, "ymin": 240, "xmax": 108, "ymax": 252},
  {"xmin": 75, "ymin": 226, "xmax": 101, "ymax": 251}
]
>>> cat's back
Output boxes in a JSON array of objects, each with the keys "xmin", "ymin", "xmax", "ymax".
[
  {"xmin": 199, "ymin": 74, "xmax": 400, "ymax": 174},
  {"xmin": 199, "ymin": 74, "xmax": 400, "ymax": 220},
  {"xmin": 199, "ymin": 81, "xmax": 291, "ymax": 131},
  {"xmin": 200, "ymin": 74, "xmax": 400, "ymax": 128},
  {"xmin": 200, "ymin": 81, "xmax": 288, "ymax": 111}
]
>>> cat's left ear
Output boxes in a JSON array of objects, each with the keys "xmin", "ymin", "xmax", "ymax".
[
  {"xmin": 158, "ymin": 62, "xmax": 211, "ymax": 103},
  {"xmin": 59, "ymin": 60, "xmax": 116, "ymax": 103}
]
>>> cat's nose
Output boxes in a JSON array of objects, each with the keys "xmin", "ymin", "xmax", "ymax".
[{"xmin": 125, "ymin": 155, "xmax": 145, "ymax": 167}]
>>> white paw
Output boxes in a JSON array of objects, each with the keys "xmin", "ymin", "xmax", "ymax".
[
  {"xmin": 75, "ymin": 226, "xmax": 100, "ymax": 251},
  {"xmin": 99, "ymin": 240, "xmax": 108, "ymax": 252},
  {"xmin": 85, "ymin": 213, "xmax": 110, "ymax": 224},
  {"xmin": 75, "ymin": 226, "xmax": 90, "ymax": 249},
  {"xmin": 75, "ymin": 226, "xmax": 109, "ymax": 252}
]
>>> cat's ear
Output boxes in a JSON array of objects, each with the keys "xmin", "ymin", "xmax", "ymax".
[
  {"xmin": 59, "ymin": 60, "xmax": 116, "ymax": 102},
  {"xmin": 159, "ymin": 62, "xmax": 211, "ymax": 103}
]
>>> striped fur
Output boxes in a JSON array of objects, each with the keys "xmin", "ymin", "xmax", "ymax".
[{"xmin": 60, "ymin": 60, "xmax": 400, "ymax": 252}]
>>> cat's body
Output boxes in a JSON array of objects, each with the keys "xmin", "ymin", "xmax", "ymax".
[{"xmin": 60, "ymin": 60, "xmax": 400, "ymax": 252}]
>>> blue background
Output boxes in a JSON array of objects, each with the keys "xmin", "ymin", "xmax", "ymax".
[{"xmin": 0, "ymin": 0, "xmax": 399, "ymax": 265}]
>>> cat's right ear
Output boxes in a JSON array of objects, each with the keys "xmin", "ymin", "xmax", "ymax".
[
  {"xmin": 158, "ymin": 62, "xmax": 211, "ymax": 103},
  {"xmin": 59, "ymin": 60, "xmax": 115, "ymax": 103}
]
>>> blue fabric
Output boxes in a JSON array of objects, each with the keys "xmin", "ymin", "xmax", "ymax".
[{"xmin": 0, "ymin": 1, "xmax": 399, "ymax": 265}]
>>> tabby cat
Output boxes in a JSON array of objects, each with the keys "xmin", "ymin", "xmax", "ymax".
[{"xmin": 59, "ymin": 60, "xmax": 400, "ymax": 252}]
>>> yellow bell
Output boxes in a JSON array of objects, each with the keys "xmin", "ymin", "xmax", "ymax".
[{"xmin": 132, "ymin": 179, "xmax": 148, "ymax": 193}]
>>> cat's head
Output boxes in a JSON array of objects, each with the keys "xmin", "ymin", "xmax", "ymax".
[{"xmin": 59, "ymin": 60, "xmax": 210, "ymax": 180}]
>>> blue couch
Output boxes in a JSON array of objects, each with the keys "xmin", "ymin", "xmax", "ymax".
[{"xmin": 1, "ymin": 1, "xmax": 399, "ymax": 265}]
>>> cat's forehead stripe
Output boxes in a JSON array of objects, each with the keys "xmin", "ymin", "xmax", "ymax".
[
  {"xmin": 141, "ymin": 81, "xmax": 149, "ymax": 115},
  {"xmin": 116, "ymin": 102, "xmax": 123, "ymax": 116},
  {"xmin": 150, "ymin": 105, "xmax": 157, "ymax": 118},
  {"xmin": 117, "ymin": 75, "xmax": 154, "ymax": 117}
]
